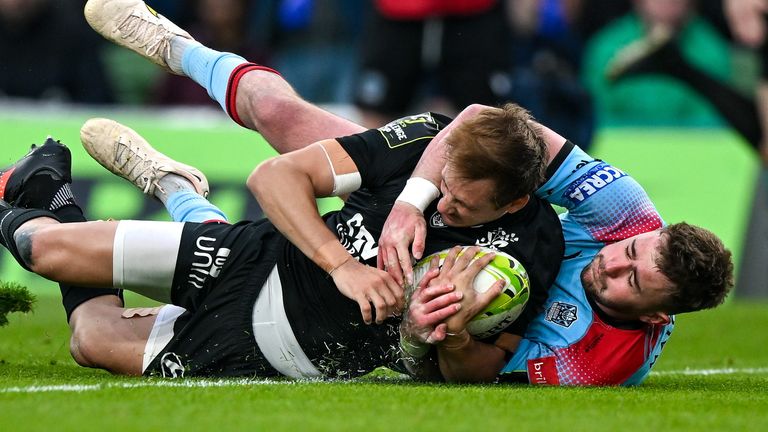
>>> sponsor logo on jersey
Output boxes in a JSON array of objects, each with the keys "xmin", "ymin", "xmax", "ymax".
[
  {"xmin": 528, "ymin": 357, "xmax": 559, "ymax": 385},
  {"xmin": 160, "ymin": 352, "xmax": 185, "ymax": 378},
  {"xmin": 429, "ymin": 211, "xmax": 446, "ymax": 228},
  {"xmin": 476, "ymin": 227, "xmax": 518, "ymax": 249},
  {"xmin": 336, "ymin": 213, "xmax": 378, "ymax": 261},
  {"xmin": 563, "ymin": 162, "xmax": 626, "ymax": 205},
  {"xmin": 377, "ymin": 113, "xmax": 436, "ymax": 148},
  {"xmin": 546, "ymin": 301, "xmax": 578, "ymax": 327},
  {"xmin": 187, "ymin": 236, "xmax": 231, "ymax": 289}
]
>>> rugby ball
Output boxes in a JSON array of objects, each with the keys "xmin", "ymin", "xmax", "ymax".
[{"xmin": 411, "ymin": 247, "xmax": 530, "ymax": 339}]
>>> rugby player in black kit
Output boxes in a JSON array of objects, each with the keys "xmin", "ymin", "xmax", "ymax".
[{"xmin": 0, "ymin": 104, "xmax": 563, "ymax": 380}]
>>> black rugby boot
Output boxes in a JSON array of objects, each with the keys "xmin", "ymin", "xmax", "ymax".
[{"xmin": 0, "ymin": 137, "xmax": 75, "ymax": 212}]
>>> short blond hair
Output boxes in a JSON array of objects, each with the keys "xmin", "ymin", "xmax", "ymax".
[{"xmin": 444, "ymin": 103, "xmax": 548, "ymax": 208}]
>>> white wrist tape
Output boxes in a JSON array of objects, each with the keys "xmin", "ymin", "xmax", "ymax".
[{"xmin": 396, "ymin": 177, "xmax": 440, "ymax": 212}]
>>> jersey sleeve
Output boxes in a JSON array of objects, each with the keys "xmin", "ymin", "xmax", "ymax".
[
  {"xmin": 535, "ymin": 142, "xmax": 663, "ymax": 243},
  {"xmin": 335, "ymin": 113, "xmax": 450, "ymax": 190},
  {"xmin": 499, "ymin": 315, "xmax": 674, "ymax": 386}
]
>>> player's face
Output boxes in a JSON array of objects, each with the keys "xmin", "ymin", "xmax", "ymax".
[
  {"xmin": 580, "ymin": 230, "xmax": 673, "ymax": 321},
  {"xmin": 436, "ymin": 165, "xmax": 510, "ymax": 227}
]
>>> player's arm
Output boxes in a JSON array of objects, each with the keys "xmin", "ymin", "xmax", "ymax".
[
  {"xmin": 249, "ymin": 140, "xmax": 403, "ymax": 324},
  {"xmin": 402, "ymin": 336, "xmax": 516, "ymax": 383},
  {"xmin": 378, "ymin": 104, "xmax": 488, "ymax": 284},
  {"xmin": 436, "ymin": 333, "xmax": 520, "ymax": 383}
]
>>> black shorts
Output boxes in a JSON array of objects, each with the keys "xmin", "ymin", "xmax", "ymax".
[
  {"xmin": 143, "ymin": 220, "xmax": 283, "ymax": 378},
  {"xmin": 353, "ymin": 2, "xmax": 512, "ymax": 115}
]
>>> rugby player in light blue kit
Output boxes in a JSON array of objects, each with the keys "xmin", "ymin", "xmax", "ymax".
[{"xmin": 388, "ymin": 111, "xmax": 734, "ymax": 385}]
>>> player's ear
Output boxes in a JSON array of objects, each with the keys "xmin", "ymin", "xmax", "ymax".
[
  {"xmin": 639, "ymin": 312, "xmax": 670, "ymax": 325},
  {"xmin": 501, "ymin": 195, "xmax": 530, "ymax": 214}
]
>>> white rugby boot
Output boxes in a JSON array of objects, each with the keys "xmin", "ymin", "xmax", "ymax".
[
  {"xmin": 80, "ymin": 118, "xmax": 209, "ymax": 198},
  {"xmin": 84, "ymin": 0, "xmax": 192, "ymax": 74}
]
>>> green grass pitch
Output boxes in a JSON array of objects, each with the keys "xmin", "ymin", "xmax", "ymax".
[{"xmin": 0, "ymin": 110, "xmax": 767, "ymax": 430}]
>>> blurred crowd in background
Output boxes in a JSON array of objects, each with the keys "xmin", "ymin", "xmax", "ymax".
[{"xmin": 1, "ymin": 0, "xmax": 766, "ymax": 151}]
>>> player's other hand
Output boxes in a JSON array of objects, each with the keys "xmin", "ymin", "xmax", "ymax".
[
  {"xmin": 401, "ymin": 264, "xmax": 462, "ymax": 345},
  {"xmin": 433, "ymin": 246, "xmax": 505, "ymax": 339},
  {"xmin": 331, "ymin": 259, "xmax": 404, "ymax": 324},
  {"xmin": 377, "ymin": 201, "xmax": 427, "ymax": 287}
]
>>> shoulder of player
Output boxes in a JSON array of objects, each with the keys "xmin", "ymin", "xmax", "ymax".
[{"xmin": 373, "ymin": 112, "xmax": 448, "ymax": 148}]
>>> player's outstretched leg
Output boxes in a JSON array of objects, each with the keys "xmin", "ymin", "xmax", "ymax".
[
  {"xmin": 0, "ymin": 196, "xmax": 151, "ymax": 374},
  {"xmin": 80, "ymin": 118, "xmax": 226, "ymax": 223},
  {"xmin": 0, "ymin": 137, "xmax": 122, "ymax": 320},
  {"xmin": 0, "ymin": 139, "xmax": 124, "ymax": 322},
  {"xmin": 84, "ymin": 0, "xmax": 364, "ymax": 152}
]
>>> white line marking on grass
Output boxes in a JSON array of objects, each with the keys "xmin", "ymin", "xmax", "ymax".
[
  {"xmin": 0, "ymin": 379, "xmax": 293, "ymax": 393},
  {"xmin": 2, "ymin": 368, "xmax": 767, "ymax": 393},
  {"xmin": 1, "ymin": 384, "xmax": 101, "ymax": 393},
  {"xmin": 650, "ymin": 367, "xmax": 768, "ymax": 376}
]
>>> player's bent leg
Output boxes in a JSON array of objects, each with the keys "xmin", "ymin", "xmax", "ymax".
[
  {"xmin": 6, "ymin": 217, "xmax": 185, "ymax": 305},
  {"xmin": 0, "ymin": 138, "xmax": 128, "ymax": 322},
  {"xmin": 85, "ymin": 0, "xmax": 366, "ymax": 153},
  {"xmin": 68, "ymin": 296, "xmax": 156, "ymax": 375},
  {"xmin": 80, "ymin": 118, "xmax": 209, "ymax": 198},
  {"xmin": 80, "ymin": 118, "xmax": 228, "ymax": 224},
  {"xmin": 234, "ymin": 71, "xmax": 366, "ymax": 153},
  {"xmin": 171, "ymin": 50, "xmax": 365, "ymax": 152}
]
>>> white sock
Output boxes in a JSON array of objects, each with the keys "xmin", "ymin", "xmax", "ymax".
[
  {"xmin": 168, "ymin": 36, "xmax": 200, "ymax": 75},
  {"xmin": 155, "ymin": 174, "xmax": 195, "ymax": 204}
]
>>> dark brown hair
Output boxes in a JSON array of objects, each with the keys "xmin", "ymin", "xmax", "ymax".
[
  {"xmin": 444, "ymin": 103, "xmax": 548, "ymax": 208},
  {"xmin": 656, "ymin": 222, "xmax": 734, "ymax": 314}
]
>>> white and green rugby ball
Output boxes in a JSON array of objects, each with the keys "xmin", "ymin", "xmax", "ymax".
[{"xmin": 411, "ymin": 247, "xmax": 530, "ymax": 339}]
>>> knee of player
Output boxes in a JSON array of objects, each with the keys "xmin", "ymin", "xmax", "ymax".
[
  {"xmin": 21, "ymin": 226, "xmax": 67, "ymax": 278},
  {"xmin": 246, "ymin": 92, "xmax": 299, "ymax": 131},
  {"xmin": 12, "ymin": 224, "xmax": 46, "ymax": 272},
  {"xmin": 69, "ymin": 322, "xmax": 102, "ymax": 367}
]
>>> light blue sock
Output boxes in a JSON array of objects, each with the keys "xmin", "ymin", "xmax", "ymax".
[
  {"xmin": 182, "ymin": 44, "xmax": 247, "ymax": 111},
  {"xmin": 166, "ymin": 191, "xmax": 228, "ymax": 223}
]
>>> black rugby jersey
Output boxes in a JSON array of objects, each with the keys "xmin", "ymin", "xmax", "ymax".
[{"xmin": 276, "ymin": 113, "xmax": 564, "ymax": 378}]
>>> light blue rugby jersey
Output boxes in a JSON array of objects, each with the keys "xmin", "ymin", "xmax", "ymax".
[{"xmin": 498, "ymin": 143, "xmax": 674, "ymax": 386}]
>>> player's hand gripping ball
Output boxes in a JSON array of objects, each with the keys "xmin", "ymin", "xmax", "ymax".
[{"xmin": 411, "ymin": 247, "xmax": 530, "ymax": 339}]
